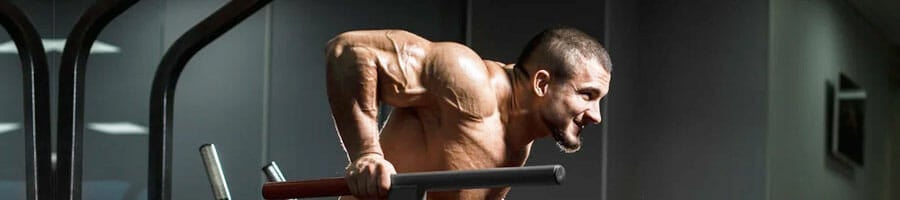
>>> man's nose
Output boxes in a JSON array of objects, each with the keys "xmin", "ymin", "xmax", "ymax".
[{"xmin": 583, "ymin": 103, "xmax": 602, "ymax": 125}]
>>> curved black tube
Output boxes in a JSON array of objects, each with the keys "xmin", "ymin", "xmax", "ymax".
[
  {"xmin": 56, "ymin": 0, "xmax": 139, "ymax": 200},
  {"xmin": 0, "ymin": 2, "xmax": 53, "ymax": 200},
  {"xmin": 148, "ymin": 0, "xmax": 272, "ymax": 199},
  {"xmin": 392, "ymin": 165, "xmax": 565, "ymax": 191}
]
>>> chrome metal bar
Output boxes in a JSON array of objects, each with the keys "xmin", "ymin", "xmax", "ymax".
[
  {"xmin": 263, "ymin": 161, "xmax": 286, "ymax": 182},
  {"xmin": 262, "ymin": 161, "xmax": 297, "ymax": 200},
  {"xmin": 200, "ymin": 144, "xmax": 232, "ymax": 200}
]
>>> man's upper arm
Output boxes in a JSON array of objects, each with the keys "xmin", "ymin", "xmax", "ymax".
[
  {"xmin": 325, "ymin": 30, "xmax": 497, "ymax": 117},
  {"xmin": 325, "ymin": 30, "xmax": 435, "ymax": 110},
  {"xmin": 372, "ymin": 30, "xmax": 433, "ymax": 108}
]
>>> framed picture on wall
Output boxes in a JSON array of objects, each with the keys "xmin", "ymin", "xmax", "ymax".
[{"xmin": 825, "ymin": 74, "xmax": 865, "ymax": 167}]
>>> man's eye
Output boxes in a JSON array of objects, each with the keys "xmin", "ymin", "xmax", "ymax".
[{"xmin": 580, "ymin": 92, "xmax": 593, "ymax": 99}]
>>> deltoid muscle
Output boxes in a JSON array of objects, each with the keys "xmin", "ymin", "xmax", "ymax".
[{"xmin": 384, "ymin": 31, "xmax": 426, "ymax": 98}]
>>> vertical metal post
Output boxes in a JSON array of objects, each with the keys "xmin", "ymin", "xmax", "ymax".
[
  {"xmin": 262, "ymin": 162, "xmax": 298, "ymax": 200},
  {"xmin": 148, "ymin": 1, "xmax": 272, "ymax": 199},
  {"xmin": 200, "ymin": 144, "xmax": 232, "ymax": 200},
  {"xmin": 0, "ymin": 2, "xmax": 53, "ymax": 200},
  {"xmin": 262, "ymin": 162, "xmax": 286, "ymax": 182},
  {"xmin": 56, "ymin": 1, "xmax": 139, "ymax": 199}
]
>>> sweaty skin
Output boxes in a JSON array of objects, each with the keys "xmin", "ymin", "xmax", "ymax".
[{"xmin": 325, "ymin": 30, "xmax": 609, "ymax": 200}]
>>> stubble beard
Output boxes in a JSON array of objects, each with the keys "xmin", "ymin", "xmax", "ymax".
[{"xmin": 549, "ymin": 124, "xmax": 582, "ymax": 153}]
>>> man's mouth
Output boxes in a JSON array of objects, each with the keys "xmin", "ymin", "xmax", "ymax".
[
  {"xmin": 572, "ymin": 122, "xmax": 584, "ymax": 137},
  {"xmin": 575, "ymin": 120, "xmax": 585, "ymax": 129}
]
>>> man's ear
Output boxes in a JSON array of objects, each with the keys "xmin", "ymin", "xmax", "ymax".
[{"xmin": 532, "ymin": 69, "xmax": 551, "ymax": 97}]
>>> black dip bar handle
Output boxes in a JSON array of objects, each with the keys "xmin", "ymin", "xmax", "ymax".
[
  {"xmin": 394, "ymin": 164, "xmax": 565, "ymax": 191},
  {"xmin": 262, "ymin": 164, "xmax": 565, "ymax": 199}
]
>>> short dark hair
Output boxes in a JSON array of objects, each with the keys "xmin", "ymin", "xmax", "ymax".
[{"xmin": 514, "ymin": 27, "xmax": 611, "ymax": 80}]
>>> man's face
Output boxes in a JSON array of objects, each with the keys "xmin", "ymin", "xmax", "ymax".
[{"xmin": 536, "ymin": 57, "xmax": 610, "ymax": 153}]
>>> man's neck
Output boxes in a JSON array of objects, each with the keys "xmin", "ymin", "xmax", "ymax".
[{"xmin": 500, "ymin": 66, "xmax": 538, "ymax": 151}]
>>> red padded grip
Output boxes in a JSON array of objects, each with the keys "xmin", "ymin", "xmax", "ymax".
[{"xmin": 262, "ymin": 177, "xmax": 351, "ymax": 199}]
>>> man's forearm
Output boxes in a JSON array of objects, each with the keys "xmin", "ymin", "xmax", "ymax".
[
  {"xmin": 326, "ymin": 41, "xmax": 384, "ymax": 162},
  {"xmin": 334, "ymin": 111, "xmax": 383, "ymax": 161}
]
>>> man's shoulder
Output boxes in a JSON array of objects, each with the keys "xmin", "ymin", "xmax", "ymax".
[
  {"xmin": 419, "ymin": 44, "xmax": 503, "ymax": 120},
  {"xmin": 428, "ymin": 41, "xmax": 476, "ymax": 56},
  {"xmin": 328, "ymin": 29, "xmax": 432, "ymax": 53},
  {"xmin": 482, "ymin": 60, "xmax": 511, "ymax": 70},
  {"xmin": 424, "ymin": 42, "xmax": 486, "ymax": 77}
]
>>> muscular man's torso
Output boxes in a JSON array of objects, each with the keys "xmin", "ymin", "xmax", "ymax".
[{"xmin": 331, "ymin": 30, "xmax": 529, "ymax": 199}]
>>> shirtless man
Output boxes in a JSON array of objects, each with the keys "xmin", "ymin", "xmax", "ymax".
[{"xmin": 325, "ymin": 27, "xmax": 611, "ymax": 200}]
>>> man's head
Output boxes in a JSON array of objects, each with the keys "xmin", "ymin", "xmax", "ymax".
[{"xmin": 514, "ymin": 27, "xmax": 611, "ymax": 153}]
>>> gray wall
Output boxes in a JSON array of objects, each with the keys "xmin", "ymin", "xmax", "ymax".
[
  {"xmin": 605, "ymin": 0, "xmax": 769, "ymax": 200},
  {"xmin": 0, "ymin": 20, "xmax": 25, "ymax": 200},
  {"xmin": 893, "ymin": 98, "xmax": 900, "ymax": 200},
  {"xmin": 84, "ymin": 0, "xmax": 267, "ymax": 199},
  {"xmin": 768, "ymin": 0, "xmax": 900, "ymax": 199},
  {"xmin": 1, "ymin": 0, "xmax": 898, "ymax": 200},
  {"xmin": 164, "ymin": 1, "xmax": 267, "ymax": 199},
  {"xmin": 80, "ymin": 0, "xmax": 160, "ymax": 199},
  {"xmin": 603, "ymin": 0, "xmax": 641, "ymax": 199}
]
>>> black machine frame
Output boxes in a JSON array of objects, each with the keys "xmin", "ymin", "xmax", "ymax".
[{"xmin": 0, "ymin": 2, "xmax": 53, "ymax": 200}]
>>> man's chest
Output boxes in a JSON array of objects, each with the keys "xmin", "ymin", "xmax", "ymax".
[{"xmin": 380, "ymin": 108, "xmax": 524, "ymax": 170}]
